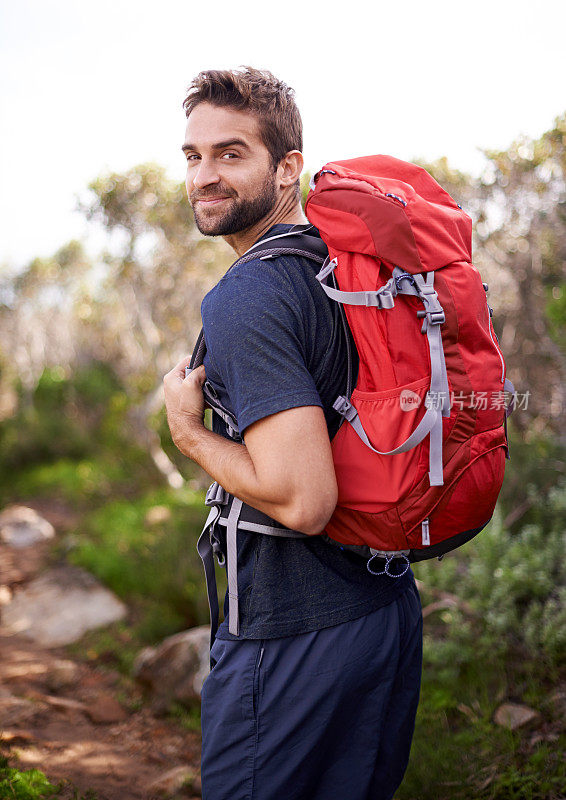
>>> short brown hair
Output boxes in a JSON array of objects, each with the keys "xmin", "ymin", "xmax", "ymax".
[{"xmin": 183, "ymin": 67, "xmax": 302, "ymax": 171}]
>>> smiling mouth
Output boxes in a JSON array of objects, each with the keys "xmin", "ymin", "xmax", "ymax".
[{"xmin": 196, "ymin": 197, "xmax": 231, "ymax": 205}]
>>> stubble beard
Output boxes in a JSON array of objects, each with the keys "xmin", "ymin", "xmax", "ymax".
[{"xmin": 191, "ymin": 171, "xmax": 278, "ymax": 237}]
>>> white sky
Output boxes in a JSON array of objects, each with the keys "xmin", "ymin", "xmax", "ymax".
[{"xmin": 1, "ymin": 0, "xmax": 565, "ymax": 268}]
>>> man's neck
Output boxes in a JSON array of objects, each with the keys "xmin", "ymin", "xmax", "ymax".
[{"xmin": 224, "ymin": 191, "xmax": 308, "ymax": 257}]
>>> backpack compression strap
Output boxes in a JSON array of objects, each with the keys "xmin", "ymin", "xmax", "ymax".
[
  {"xmin": 189, "ymin": 228, "xmax": 328, "ymax": 372},
  {"xmin": 318, "ymin": 261, "xmax": 451, "ymax": 486}
]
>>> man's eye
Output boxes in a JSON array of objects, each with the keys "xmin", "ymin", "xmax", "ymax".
[
  {"xmin": 222, "ymin": 152, "xmax": 239, "ymax": 160},
  {"xmin": 186, "ymin": 154, "xmax": 200, "ymax": 162}
]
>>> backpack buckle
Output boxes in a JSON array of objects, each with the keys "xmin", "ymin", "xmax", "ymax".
[
  {"xmin": 333, "ymin": 395, "xmax": 357, "ymax": 422},
  {"xmin": 419, "ymin": 287, "xmax": 445, "ymax": 326},
  {"xmin": 427, "ymin": 309, "xmax": 445, "ymax": 325}
]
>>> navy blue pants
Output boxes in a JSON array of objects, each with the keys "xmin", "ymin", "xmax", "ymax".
[{"xmin": 201, "ymin": 583, "xmax": 422, "ymax": 800}]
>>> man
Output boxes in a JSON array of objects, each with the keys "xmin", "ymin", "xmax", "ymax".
[{"xmin": 164, "ymin": 67, "xmax": 422, "ymax": 800}]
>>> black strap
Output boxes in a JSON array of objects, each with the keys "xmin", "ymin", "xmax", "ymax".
[{"xmin": 189, "ymin": 328, "xmax": 207, "ymax": 370}]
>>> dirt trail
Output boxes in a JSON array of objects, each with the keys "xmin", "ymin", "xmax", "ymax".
[{"xmin": 0, "ymin": 503, "xmax": 202, "ymax": 800}]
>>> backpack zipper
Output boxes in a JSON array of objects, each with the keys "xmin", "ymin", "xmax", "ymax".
[{"xmin": 486, "ymin": 301, "xmax": 505, "ymax": 384}]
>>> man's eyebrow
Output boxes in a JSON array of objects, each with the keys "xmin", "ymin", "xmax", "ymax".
[{"xmin": 181, "ymin": 138, "xmax": 251, "ymax": 153}]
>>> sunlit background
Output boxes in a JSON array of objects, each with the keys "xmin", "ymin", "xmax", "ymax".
[{"xmin": 1, "ymin": 0, "xmax": 565, "ymax": 266}]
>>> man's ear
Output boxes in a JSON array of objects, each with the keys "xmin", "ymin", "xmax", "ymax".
[{"xmin": 277, "ymin": 150, "xmax": 304, "ymax": 189}]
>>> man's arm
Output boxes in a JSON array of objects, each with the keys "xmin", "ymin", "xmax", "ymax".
[{"xmin": 163, "ymin": 359, "xmax": 338, "ymax": 535}]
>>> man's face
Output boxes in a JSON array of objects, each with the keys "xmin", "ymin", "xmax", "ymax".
[{"xmin": 183, "ymin": 103, "xmax": 278, "ymax": 236}]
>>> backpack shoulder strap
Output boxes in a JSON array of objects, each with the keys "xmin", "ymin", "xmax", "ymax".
[{"xmin": 189, "ymin": 229, "xmax": 328, "ymax": 371}]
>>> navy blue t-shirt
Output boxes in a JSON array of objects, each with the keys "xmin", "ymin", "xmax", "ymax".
[{"xmin": 201, "ymin": 224, "xmax": 414, "ymax": 640}]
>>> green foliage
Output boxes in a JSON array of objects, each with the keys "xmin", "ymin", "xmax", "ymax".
[
  {"xmin": 0, "ymin": 361, "xmax": 161, "ymax": 508},
  {"xmin": 300, "ymin": 170, "xmax": 312, "ymax": 209},
  {"xmin": 167, "ymin": 701, "xmax": 202, "ymax": 732},
  {"xmin": 0, "ymin": 756, "xmax": 56, "ymax": 800},
  {"xmin": 66, "ymin": 486, "xmax": 217, "ymax": 641},
  {"xmin": 64, "ymin": 621, "xmax": 141, "ymax": 678},
  {"xmin": 415, "ymin": 502, "xmax": 565, "ymax": 669},
  {"xmin": 1, "ymin": 362, "xmax": 124, "ymax": 470},
  {"xmin": 486, "ymin": 742, "xmax": 566, "ymax": 800},
  {"xmin": 398, "ymin": 480, "xmax": 566, "ymax": 799}
]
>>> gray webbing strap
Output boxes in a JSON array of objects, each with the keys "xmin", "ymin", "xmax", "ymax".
[
  {"xmin": 504, "ymin": 377, "xmax": 515, "ymax": 417},
  {"xmin": 327, "ymin": 261, "xmax": 451, "ymax": 486},
  {"xmin": 226, "ymin": 497, "xmax": 244, "ymax": 636},
  {"xmin": 423, "ymin": 320, "xmax": 449, "ymax": 485},
  {"xmin": 317, "ymin": 259, "xmax": 396, "ymax": 308},
  {"xmin": 412, "ymin": 273, "xmax": 450, "ymax": 486},
  {"xmin": 197, "ymin": 505, "xmax": 222, "ymax": 651},
  {"xmin": 198, "ymin": 481, "xmax": 309, "ymax": 646},
  {"xmin": 334, "ymin": 395, "xmax": 439, "ymax": 456},
  {"xmin": 216, "ymin": 517, "xmax": 307, "ymax": 538}
]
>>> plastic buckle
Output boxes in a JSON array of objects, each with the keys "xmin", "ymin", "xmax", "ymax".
[
  {"xmin": 332, "ymin": 395, "xmax": 356, "ymax": 421},
  {"xmin": 333, "ymin": 396, "xmax": 351, "ymax": 414},
  {"xmin": 427, "ymin": 309, "xmax": 446, "ymax": 325}
]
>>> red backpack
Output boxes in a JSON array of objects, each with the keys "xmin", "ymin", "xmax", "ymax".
[
  {"xmin": 191, "ymin": 155, "xmax": 515, "ymax": 642},
  {"xmin": 304, "ymin": 155, "xmax": 514, "ymax": 569}
]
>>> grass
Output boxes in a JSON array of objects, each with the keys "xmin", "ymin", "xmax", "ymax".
[
  {"xmin": 167, "ymin": 701, "xmax": 203, "ymax": 734},
  {"xmin": 397, "ymin": 511, "xmax": 566, "ymax": 800}
]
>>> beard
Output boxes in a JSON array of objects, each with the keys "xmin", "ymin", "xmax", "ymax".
[{"xmin": 191, "ymin": 170, "xmax": 278, "ymax": 236}]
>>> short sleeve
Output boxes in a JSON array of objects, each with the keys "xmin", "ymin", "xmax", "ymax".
[{"xmin": 201, "ymin": 268, "xmax": 323, "ymax": 434}]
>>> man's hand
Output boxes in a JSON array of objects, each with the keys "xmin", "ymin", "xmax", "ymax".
[{"xmin": 163, "ymin": 357, "xmax": 207, "ymax": 455}]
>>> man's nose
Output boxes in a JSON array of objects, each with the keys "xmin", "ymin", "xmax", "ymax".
[{"xmin": 192, "ymin": 158, "xmax": 221, "ymax": 190}]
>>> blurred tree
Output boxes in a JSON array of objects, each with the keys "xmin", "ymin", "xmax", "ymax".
[
  {"xmin": 477, "ymin": 114, "xmax": 566, "ymax": 439},
  {"xmin": 0, "ymin": 241, "xmax": 92, "ymax": 400},
  {"xmin": 81, "ymin": 163, "xmax": 231, "ymax": 384},
  {"xmin": 78, "ymin": 164, "xmax": 231, "ymax": 484},
  {"xmin": 1, "ymin": 165, "xmax": 231, "ymax": 484},
  {"xmin": 424, "ymin": 116, "xmax": 566, "ymax": 440}
]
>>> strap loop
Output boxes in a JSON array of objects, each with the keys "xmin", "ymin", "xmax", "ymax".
[{"xmin": 367, "ymin": 552, "xmax": 411, "ymax": 578}]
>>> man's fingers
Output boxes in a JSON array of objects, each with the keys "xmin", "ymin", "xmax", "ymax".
[
  {"xmin": 188, "ymin": 365, "xmax": 206, "ymax": 385},
  {"xmin": 164, "ymin": 358, "xmax": 206, "ymax": 383}
]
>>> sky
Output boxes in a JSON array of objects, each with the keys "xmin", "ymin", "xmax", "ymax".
[{"xmin": 1, "ymin": 0, "xmax": 565, "ymax": 268}]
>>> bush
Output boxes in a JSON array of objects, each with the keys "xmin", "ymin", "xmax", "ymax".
[
  {"xmin": 0, "ymin": 362, "xmax": 128, "ymax": 480},
  {"xmin": 399, "ymin": 473, "xmax": 566, "ymax": 800},
  {"xmin": 414, "ymin": 486, "xmax": 566, "ymax": 669},
  {"xmin": 0, "ymin": 755, "xmax": 56, "ymax": 800}
]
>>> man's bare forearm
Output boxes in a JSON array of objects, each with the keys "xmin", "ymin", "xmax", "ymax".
[
  {"xmin": 174, "ymin": 414, "xmax": 291, "ymax": 523},
  {"xmin": 163, "ymin": 361, "xmax": 332, "ymax": 533}
]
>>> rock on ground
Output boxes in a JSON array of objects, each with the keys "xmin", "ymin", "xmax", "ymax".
[
  {"xmin": 0, "ymin": 505, "xmax": 55, "ymax": 548},
  {"xmin": 133, "ymin": 626, "xmax": 210, "ymax": 711},
  {"xmin": 1, "ymin": 564, "xmax": 127, "ymax": 646},
  {"xmin": 147, "ymin": 765, "xmax": 199, "ymax": 797},
  {"xmin": 494, "ymin": 702, "xmax": 541, "ymax": 730}
]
